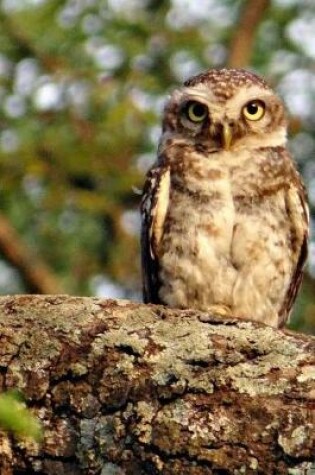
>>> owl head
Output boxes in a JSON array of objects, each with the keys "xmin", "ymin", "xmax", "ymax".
[{"xmin": 161, "ymin": 68, "xmax": 287, "ymax": 152}]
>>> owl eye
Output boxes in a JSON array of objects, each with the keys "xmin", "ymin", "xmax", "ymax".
[
  {"xmin": 185, "ymin": 101, "xmax": 208, "ymax": 123},
  {"xmin": 243, "ymin": 100, "xmax": 265, "ymax": 121}
]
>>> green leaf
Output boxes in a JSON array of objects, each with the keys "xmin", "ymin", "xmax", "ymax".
[{"xmin": 0, "ymin": 391, "xmax": 43, "ymax": 442}]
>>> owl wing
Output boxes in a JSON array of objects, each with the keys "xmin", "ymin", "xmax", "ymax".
[
  {"xmin": 279, "ymin": 175, "xmax": 309, "ymax": 326},
  {"xmin": 140, "ymin": 163, "xmax": 170, "ymax": 303}
]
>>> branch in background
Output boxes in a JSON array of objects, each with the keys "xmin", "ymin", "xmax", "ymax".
[
  {"xmin": 0, "ymin": 214, "xmax": 62, "ymax": 294},
  {"xmin": 0, "ymin": 296, "xmax": 314, "ymax": 474},
  {"xmin": 1, "ymin": 11, "xmax": 67, "ymax": 72},
  {"xmin": 227, "ymin": 0, "xmax": 270, "ymax": 68}
]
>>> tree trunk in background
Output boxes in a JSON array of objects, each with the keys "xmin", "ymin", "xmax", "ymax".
[
  {"xmin": 0, "ymin": 295, "xmax": 314, "ymax": 474},
  {"xmin": 227, "ymin": 0, "xmax": 270, "ymax": 68}
]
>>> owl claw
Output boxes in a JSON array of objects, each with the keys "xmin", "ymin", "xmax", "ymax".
[
  {"xmin": 200, "ymin": 304, "xmax": 233, "ymax": 322},
  {"xmin": 205, "ymin": 305, "xmax": 232, "ymax": 317}
]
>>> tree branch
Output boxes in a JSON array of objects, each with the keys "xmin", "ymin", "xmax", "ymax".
[
  {"xmin": 0, "ymin": 214, "xmax": 62, "ymax": 294},
  {"xmin": 227, "ymin": 0, "xmax": 270, "ymax": 68},
  {"xmin": 0, "ymin": 295, "xmax": 313, "ymax": 474}
]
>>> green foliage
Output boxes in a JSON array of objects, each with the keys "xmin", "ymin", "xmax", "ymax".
[{"xmin": 0, "ymin": 391, "xmax": 42, "ymax": 442}]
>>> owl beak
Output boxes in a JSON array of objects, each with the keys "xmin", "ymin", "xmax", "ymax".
[{"xmin": 222, "ymin": 123, "xmax": 233, "ymax": 150}]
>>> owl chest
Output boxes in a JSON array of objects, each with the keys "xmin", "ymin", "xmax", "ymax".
[
  {"xmin": 158, "ymin": 170, "xmax": 291, "ymax": 313},
  {"xmin": 160, "ymin": 163, "xmax": 289, "ymax": 264},
  {"xmin": 162, "ymin": 166, "xmax": 236, "ymax": 257}
]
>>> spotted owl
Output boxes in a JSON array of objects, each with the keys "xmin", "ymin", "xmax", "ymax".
[{"xmin": 140, "ymin": 68, "xmax": 308, "ymax": 328}]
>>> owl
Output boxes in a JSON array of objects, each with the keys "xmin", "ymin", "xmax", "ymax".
[{"xmin": 140, "ymin": 68, "xmax": 308, "ymax": 328}]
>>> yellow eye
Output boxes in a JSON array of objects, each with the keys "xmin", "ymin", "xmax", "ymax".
[
  {"xmin": 185, "ymin": 101, "xmax": 208, "ymax": 122},
  {"xmin": 243, "ymin": 100, "xmax": 265, "ymax": 121}
]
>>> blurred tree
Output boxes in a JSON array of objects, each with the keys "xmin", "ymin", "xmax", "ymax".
[{"xmin": 0, "ymin": 0, "xmax": 314, "ymax": 333}]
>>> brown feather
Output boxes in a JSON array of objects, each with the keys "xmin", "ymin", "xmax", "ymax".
[
  {"xmin": 140, "ymin": 164, "xmax": 170, "ymax": 303},
  {"xmin": 279, "ymin": 175, "xmax": 309, "ymax": 326}
]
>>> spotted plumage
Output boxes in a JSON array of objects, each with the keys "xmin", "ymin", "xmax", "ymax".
[{"xmin": 141, "ymin": 68, "xmax": 308, "ymax": 327}]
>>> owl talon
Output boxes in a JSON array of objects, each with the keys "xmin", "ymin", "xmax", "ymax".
[
  {"xmin": 208, "ymin": 305, "xmax": 231, "ymax": 316},
  {"xmin": 200, "ymin": 305, "xmax": 233, "ymax": 322}
]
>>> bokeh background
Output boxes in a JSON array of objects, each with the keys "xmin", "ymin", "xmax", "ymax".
[{"xmin": 0, "ymin": 0, "xmax": 314, "ymax": 333}]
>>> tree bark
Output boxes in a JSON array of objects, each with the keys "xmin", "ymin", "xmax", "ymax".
[{"xmin": 0, "ymin": 295, "xmax": 313, "ymax": 474}]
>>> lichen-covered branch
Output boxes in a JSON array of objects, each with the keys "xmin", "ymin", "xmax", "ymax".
[{"xmin": 0, "ymin": 295, "xmax": 313, "ymax": 474}]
